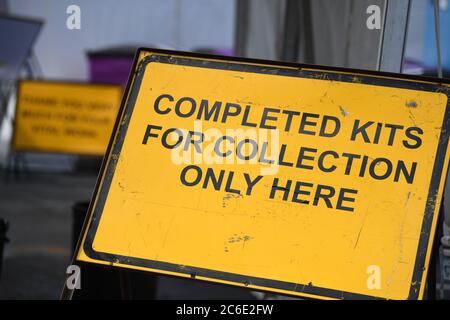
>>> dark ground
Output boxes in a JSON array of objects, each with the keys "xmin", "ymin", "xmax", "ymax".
[
  {"xmin": 0, "ymin": 171, "xmax": 90, "ymax": 299},
  {"xmin": 0, "ymin": 167, "xmax": 257, "ymax": 299}
]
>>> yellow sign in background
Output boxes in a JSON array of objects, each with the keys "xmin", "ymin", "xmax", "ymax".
[
  {"xmin": 13, "ymin": 80, "xmax": 122, "ymax": 156},
  {"xmin": 76, "ymin": 50, "xmax": 450, "ymax": 300}
]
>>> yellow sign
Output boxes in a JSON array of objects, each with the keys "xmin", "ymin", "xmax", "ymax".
[
  {"xmin": 13, "ymin": 80, "xmax": 122, "ymax": 156},
  {"xmin": 75, "ymin": 49, "xmax": 450, "ymax": 299}
]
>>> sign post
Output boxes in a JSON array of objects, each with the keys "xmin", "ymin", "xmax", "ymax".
[{"xmin": 68, "ymin": 48, "xmax": 450, "ymax": 300}]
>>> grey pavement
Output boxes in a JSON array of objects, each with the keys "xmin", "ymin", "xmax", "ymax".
[{"xmin": 0, "ymin": 169, "xmax": 255, "ymax": 299}]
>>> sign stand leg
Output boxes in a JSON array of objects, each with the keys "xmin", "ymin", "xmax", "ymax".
[
  {"xmin": 119, "ymin": 270, "xmax": 132, "ymax": 299},
  {"xmin": 426, "ymin": 199, "xmax": 445, "ymax": 299}
]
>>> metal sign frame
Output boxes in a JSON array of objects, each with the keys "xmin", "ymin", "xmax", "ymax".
[
  {"xmin": 0, "ymin": 13, "xmax": 43, "ymax": 122},
  {"xmin": 67, "ymin": 48, "xmax": 450, "ymax": 300}
]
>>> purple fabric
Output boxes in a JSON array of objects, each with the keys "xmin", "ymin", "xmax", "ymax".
[
  {"xmin": 212, "ymin": 48, "xmax": 234, "ymax": 56},
  {"xmin": 88, "ymin": 56, "xmax": 134, "ymax": 87},
  {"xmin": 88, "ymin": 48, "xmax": 233, "ymax": 86}
]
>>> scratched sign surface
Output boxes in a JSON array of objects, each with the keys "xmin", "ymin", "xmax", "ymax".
[{"xmin": 76, "ymin": 49, "xmax": 450, "ymax": 300}]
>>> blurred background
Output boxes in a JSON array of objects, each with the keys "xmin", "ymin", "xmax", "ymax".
[{"xmin": 0, "ymin": 0, "xmax": 449, "ymax": 299}]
